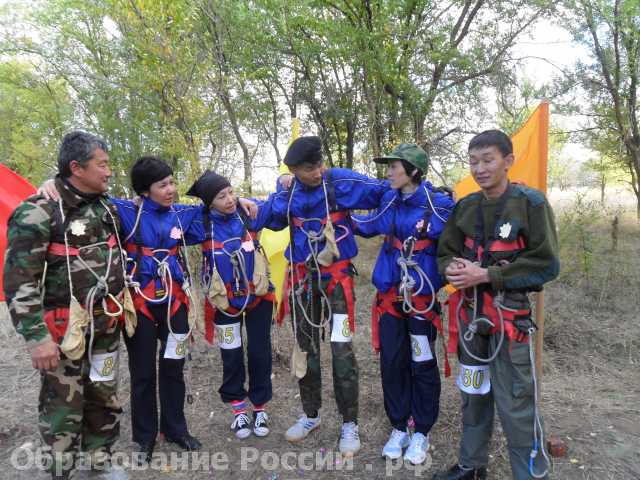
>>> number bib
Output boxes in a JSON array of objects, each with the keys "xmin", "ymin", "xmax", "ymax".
[
  {"xmin": 456, "ymin": 363, "xmax": 491, "ymax": 395},
  {"xmin": 89, "ymin": 351, "xmax": 118, "ymax": 382},
  {"xmin": 410, "ymin": 334, "xmax": 434, "ymax": 362},
  {"xmin": 330, "ymin": 313, "xmax": 352, "ymax": 343},
  {"xmin": 216, "ymin": 322, "xmax": 242, "ymax": 349},
  {"xmin": 164, "ymin": 333, "xmax": 188, "ymax": 359}
]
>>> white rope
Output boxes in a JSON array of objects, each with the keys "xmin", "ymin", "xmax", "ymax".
[
  {"xmin": 395, "ymin": 236, "xmax": 437, "ymax": 315},
  {"xmin": 528, "ymin": 326, "xmax": 551, "ymax": 478},
  {"xmin": 423, "ymin": 184, "xmax": 448, "ymax": 223}
]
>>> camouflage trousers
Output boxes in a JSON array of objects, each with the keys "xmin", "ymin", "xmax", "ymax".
[
  {"xmin": 38, "ymin": 321, "xmax": 122, "ymax": 476},
  {"xmin": 292, "ymin": 276, "xmax": 358, "ymax": 422}
]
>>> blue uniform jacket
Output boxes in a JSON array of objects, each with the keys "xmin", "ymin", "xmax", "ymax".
[
  {"xmin": 112, "ymin": 197, "xmax": 201, "ymax": 301},
  {"xmin": 185, "ymin": 201, "xmax": 286, "ymax": 310},
  {"xmin": 352, "ymin": 181, "xmax": 455, "ymax": 295},
  {"xmin": 262, "ymin": 168, "xmax": 389, "ymax": 265}
]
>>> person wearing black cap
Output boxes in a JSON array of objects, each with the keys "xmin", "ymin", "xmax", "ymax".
[
  {"xmin": 257, "ymin": 136, "xmax": 391, "ymax": 456},
  {"xmin": 185, "ymin": 171, "xmax": 284, "ymax": 440}
]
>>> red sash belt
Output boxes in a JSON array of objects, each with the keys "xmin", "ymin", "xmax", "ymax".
[
  {"xmin": 277, "ymin": 259, "xmax": 355, "ymax": 334},
  {"xmin": 386, "ymin": 236, "xmax": 433, "ymax": 252},
  {"xmin": 446, "ymin": 288, "xmax": 531, "ymax": 357},
  {"xmin": 131, "ymin": 280, "xmax": 188, "ymax": 322},
  {"xmin": 48, "ymin": 234, "xmax": 118, "ymax": 257},
  {"xmin": 125, "ymin": 244, "xmax": 178, "ymax": 257},
  {"xmin": 203, "ymin": 291, "xmax": 276, "ymax": 345},
  {"xmin": 291, "ymin": 211, "xmax": 347, "ymax": 228},
  {"xmin": 43, "ymin": 293, "xmax": 124, "ymax": 343},
  {"xmin": 370, "ymin": 288, "xmax": 450, "ymax": 376},
  {"xmin": 201, "ymin": 231, "xmax": 257, "ymax": 252}
]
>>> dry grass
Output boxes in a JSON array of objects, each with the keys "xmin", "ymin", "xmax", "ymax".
[{"xmin": 1, "ymin": 196, "xmax": 639, "ymax": 479}]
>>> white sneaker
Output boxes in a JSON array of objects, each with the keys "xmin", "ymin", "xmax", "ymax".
[
  {"xmin": 338, "ymin": 422, "xmax": 361, "ymax": 456},
  {"xmin": 403, "ymin": 432, "xmax": 429, "ymax": 465},
  {"xmin": 231, "ymin": 412, "xmax": 252, "ymax": 439},
  {"xmin": 285, "ymin": 414, "xmax": 321, "ymax": 442},
  {"xmin": 253, "ymin": 411, "xmax": 270, "ymax": 437},
  {"xmin": 382, "ymin": 428, "xmax": 410, "ymax": 459}
]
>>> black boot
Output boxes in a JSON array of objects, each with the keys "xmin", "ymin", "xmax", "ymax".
[
  {"xmin": 432, "ymin": 464, "xmax": 488, "ymax": 480},
  {"xmin": 135, "ymin": 441, "xmax": 154, "ymax": 465},
  {"xmin": 165, "ymin": 432, "xmax": 202, "ymax": 451}
]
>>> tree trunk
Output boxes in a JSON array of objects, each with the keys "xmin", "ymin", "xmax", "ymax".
[{"xmin": 219, "ymin": 91, "xmax": 252, "ymax": 194}]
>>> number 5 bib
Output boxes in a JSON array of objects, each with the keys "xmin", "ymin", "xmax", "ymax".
[{"xmin": 216, "ymin": 322, "xmax": 242, "ymax": 349}]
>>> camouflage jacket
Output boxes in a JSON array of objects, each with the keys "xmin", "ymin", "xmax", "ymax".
[{"xmin": 3, "ymin": 178, "xmax": 126, "ymax": 347}]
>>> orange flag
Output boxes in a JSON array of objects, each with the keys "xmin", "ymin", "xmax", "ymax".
[
  {"xmin": 455, "ymin": 101, "xmax": 550, "ymax": 198},
  {"xmin": 1, "ymin": 164, "xmax": 36, "ymax": 301}
]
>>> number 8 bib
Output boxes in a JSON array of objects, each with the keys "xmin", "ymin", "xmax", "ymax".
[
  {"xmin": 330, "ymin": 313, "xmax": 352, "ymax": 343},
  {"xmin": 456, "ymin": 363, "xmax": 491, "ymax": 395}
]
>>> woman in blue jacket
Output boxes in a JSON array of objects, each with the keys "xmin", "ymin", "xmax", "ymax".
[
  {"xmin": 115, "ymin": 157, "xmax": 202, "ymax": 461},
  {"xmin": 185, "ymin": 171, "xmax": 285, "ymax": 440},
  {"xmin": 352, "ymin": 144, "xmax": 455, "ymax": 465}
]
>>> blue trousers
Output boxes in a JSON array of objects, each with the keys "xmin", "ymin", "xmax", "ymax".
[
  {"xmin": 379, "ymin": 311, "xmax": 441, "ymax": 434},
  {"xmin": 215, "ymin": 299, "xmax": 273, "ymax": 406}
]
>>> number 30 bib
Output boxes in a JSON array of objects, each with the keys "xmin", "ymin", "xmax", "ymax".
[{"xmin": 456, "ymin": 363, "xmax": 491, "ymax": 395}]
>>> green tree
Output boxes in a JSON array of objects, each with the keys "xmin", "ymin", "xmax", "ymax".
[
  {"xmin": 0, "ymin": 61, "xmax": 72, "ymax": 184},
  {"xmin": 560, "ymin": 0, "xmax": 640, "ymax": 218}
]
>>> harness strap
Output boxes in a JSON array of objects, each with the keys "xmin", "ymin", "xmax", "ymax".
[
  {"xmin": 448, "ymin": 288, "xmax": 531, "ymax": 348},
  {"xmin": 463, "ymin": 236, "xmax": 526, "ymax": 256},
  {"xmin": 371, "ymin": 289, "xmax": 450, "ymax": 376},
  {"xmin": 125, "ymin": 243, "xmax": 179, "ymax": 257},
  {"xmin": 48, "ymin": 235, "xmax": 117, "ymax": 256},
  {"xmin": 201, "ymin": 231, "xmax": 257, "ymax": 252},
  {"xmin": 43, "ymin": 292, "xmax": 125, "ymax": 343},
  {"xmin": 386, "ymin": 236, "xmax": 433, "ymax": 252},
  {"xmin": 131, "ymin": 280, "xmax": 188, "ymax": 321},
  {"xmin": 203, "ymin": 291, "xmax": 276, "ymax": 345},
  {"xmin": 276, "ymin": 259, "xmax": 354, "ymax": 328},
  {"xmin": 291, "ymin": 210, "xmax": 347, "ymax": 228}
]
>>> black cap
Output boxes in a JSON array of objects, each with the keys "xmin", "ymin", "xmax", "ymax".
[
  {"xmin": 283, "ymin": 136, "xmax": 322, "ymax": 166},
  {"xmin": 131, "ymin": 156, "xmax": 173, "ymax": 195},
  {"xmin": 186, "ymin": 170, "xmax": 231, "ymax": 207}
]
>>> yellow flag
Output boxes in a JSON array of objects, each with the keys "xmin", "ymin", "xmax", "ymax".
[
  {"xmin": 454, "ymin": 102, "xmax": 550, "ymax": 199},
  {"xmin": 260, "ymin": 118, "xmax": 299, "ymax": 302}
]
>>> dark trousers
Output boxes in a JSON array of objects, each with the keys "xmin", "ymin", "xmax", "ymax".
[
  {"xmin": 379, "ymin": 311, "xmax": 441, "ymax": 435},
  {"xmin": 124, "ymin": 302, "xmax": 189, "ymax": 445},
  {"xmin": 215, "ymin": 299, "xmax": 273, "ymax": 406},
  {"xmin": 457, "ymin": 309, "xmax": 547, "ymax": 479},
  {"xmin": 294, "ymin": 281, "xmax": 359, "ymax": 423}
]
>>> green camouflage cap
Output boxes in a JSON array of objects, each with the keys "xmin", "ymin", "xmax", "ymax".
[{"xmin": 373, "ymin": 143, "xmax": 429, "ymax": 172}]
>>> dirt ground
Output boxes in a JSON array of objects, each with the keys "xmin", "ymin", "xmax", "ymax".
[{"xmin": 1, "ymin": 195, "xmax": 639, "ymax": 479}]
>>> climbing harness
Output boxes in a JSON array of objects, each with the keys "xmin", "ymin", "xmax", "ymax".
[{"xmin": 49, "ymin": 198, "xmax": 126, "ymax": 364}]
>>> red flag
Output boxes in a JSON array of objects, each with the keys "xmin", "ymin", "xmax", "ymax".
[{"xmin": 1, "ymin": 164, "xmax": 36, "ymax": 301}]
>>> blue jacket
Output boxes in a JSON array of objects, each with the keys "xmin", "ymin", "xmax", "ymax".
[
  {"xmin": 185, "ymin": 202, "xmax": 284, "ymax": 310},
  {"xmin": 262, "ymin": 168, "xmax": 389, "ymax": 265},
  {"xmin": 112, "ymin": 197, "xmax": 201, "ymax": 301},
  {"xmin": 352, "ymin": 181, "xmax": 455, "ymax": 295}
]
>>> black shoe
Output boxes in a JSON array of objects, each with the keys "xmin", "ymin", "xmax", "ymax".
[
  {"xmin": 432, "ymin": 464, "xmax": 488, "ymax": 480},
  {"xmin": 135, "ymin": 441, "xmax": 154, "ymax": 464},
  {"xmin": 165, "ymin": 433, "xmax": 202, "ymax": 451}
]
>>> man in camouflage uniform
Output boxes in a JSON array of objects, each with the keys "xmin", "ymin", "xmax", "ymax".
[{"xmin": 4, "ymin": 131, "xmax": 127, "ymax": 479}]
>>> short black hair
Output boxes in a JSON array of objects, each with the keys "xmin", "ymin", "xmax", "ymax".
[
  {"xmin": 468, "ymin": 129, "xmax": 513, "ymax": 157},
  {"xmin": 400, "ymin": 159, "xmax": 424, "ymax": 185},
  {"xmin": 130, "ymin": 156, "xmax": 174, "ymax": 195},
  {"xmin": 58, "ymin": 131, "xmax": 108, "ymax": 178}
]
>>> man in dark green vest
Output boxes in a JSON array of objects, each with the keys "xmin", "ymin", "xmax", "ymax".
[{"xmin": 434, "ymin": 130, "xmax": 559, "ymax": 480}]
